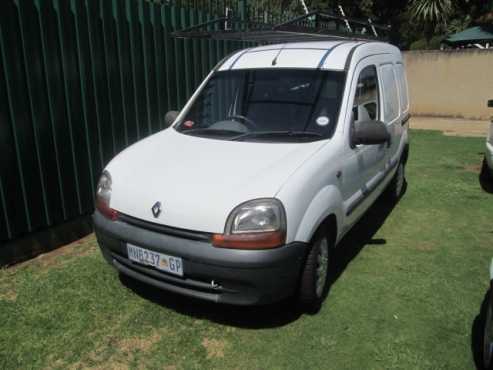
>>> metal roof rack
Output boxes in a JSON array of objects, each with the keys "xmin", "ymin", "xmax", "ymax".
[{"xmin": 172, "ymin": 10, "xmax": 391, "ymax": 43}]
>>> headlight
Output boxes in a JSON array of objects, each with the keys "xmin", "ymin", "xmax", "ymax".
[
  {"xmin": 96, "ymin": 171, "xmax": 112, "ymax": 203},
  {"xmin": 95, "ymin": 170, "xmax": 118, "ymax": 220},
  {"xmin": 212, "ymin": 199, "xmax": 286, "ymax": 249},
  {"xmin": 227, "ymin": 199, "xmax": 285, "ymax": 234}
]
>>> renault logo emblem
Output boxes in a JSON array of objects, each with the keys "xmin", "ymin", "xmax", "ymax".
[{"xmin": 151, "ymin": 202, "xmax": 162, "ymax": 218}]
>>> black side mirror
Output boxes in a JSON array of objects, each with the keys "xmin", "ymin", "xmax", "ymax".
[
  {"xmin": 164, "ymin": 111, "xmax": 179, "ymax": 128},
  {"xmin": 488, "ymin": 100, "xmax": 493, "ymax": 108},
  {"xmin": 352, "ymin": 120, "xmax": 390, "ymax": 147}
]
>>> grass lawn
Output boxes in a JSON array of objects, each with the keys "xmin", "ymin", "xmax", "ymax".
[{"xmin": 1, "ymin": 129, "xmax": 492, "ymax": 370}]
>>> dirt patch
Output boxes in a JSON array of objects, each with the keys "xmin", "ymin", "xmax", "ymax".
[
  {"xmin": 118, "ymin": 332, "xmax": 161, "ymax": 353},
  {"xmin": 68, "ymin": 361, "xmax": 129, "ymax": 370},
  {"xmin": 13, "ymin": 234, "xmax": 97, "ymax": 272},
  {"xmin": 0, "ymin": 287, "xmax": 16, "ymax": 302},
  {"xmin": 0, "ymin": 269, "xmax": 17, "ymax": 302},
  {"xmin": 464, "ymin": 164, "xmax": 482, "ymax": 174},
  {"xmin": 70, "ymin": 332, "xmax": 161, "ymax": 370},
  {"xmin": 415, "ymin": 242, "xmax": 435, "ymax": 251},
  {"xmin": 202, "ymin": 337, "xmax": 226, "ymax": 359},
  {"xmin": 0, "ymin": 289, "xmax": 17, "ymax": 302}
]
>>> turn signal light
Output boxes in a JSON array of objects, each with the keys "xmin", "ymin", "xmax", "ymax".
[
  {"xmin": 96, "ymin": 198, "xmax": 119, "ymax": 221},
  {"xmin": 212, "ymin": 230, "xmax": 285, "ymax": 249}
]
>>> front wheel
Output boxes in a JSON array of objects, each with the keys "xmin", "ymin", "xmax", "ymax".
[
  {"xmin": 298, "ymin": 232, "xmax": 331, "ymax": 310},
  {"xmin": 484, "ymin": 300, "xmax": 493, "ymax": 369}
]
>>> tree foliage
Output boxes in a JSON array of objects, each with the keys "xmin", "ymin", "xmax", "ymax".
[
  {"xmin": 409, "ymin": 0, "xmax": 453, "ymax": 23},
  {"xmin": 150, "ymin": 0, "xmax": 493, "ymax": 49}
]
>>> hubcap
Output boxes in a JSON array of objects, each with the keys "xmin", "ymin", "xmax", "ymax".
[
  {"xmin": 484, "ymin": 305, "xmax": 493, "ymax": 368},
  {"xmin": 316, "ymin": 239, "xmax": 329, "ymax": 298},
  {"xmin": 395, "ymin": 163, "xmax": 404, "ymax": 196}
]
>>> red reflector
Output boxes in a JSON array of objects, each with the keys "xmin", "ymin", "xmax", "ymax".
[
  {"xmin": 96, "ymin": 198, "xmax": 119, "ymax": 221},
  {"xmin": 212, "ymin": 230, "xmax": 285, "ymax": 250}
]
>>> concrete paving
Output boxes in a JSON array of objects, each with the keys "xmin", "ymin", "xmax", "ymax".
[{"xmin": 410, "ymin": 116, "xmax": 491, "ymax": 137}]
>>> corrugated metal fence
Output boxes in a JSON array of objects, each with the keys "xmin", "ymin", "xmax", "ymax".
[{"xmin": 0, "ymin": 0, "xmax": 249, "ymax": 246}]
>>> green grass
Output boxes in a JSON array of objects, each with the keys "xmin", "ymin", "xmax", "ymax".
[{"xmin": 1, "ymin": 130, "xmax": 492, "ymax": 370}]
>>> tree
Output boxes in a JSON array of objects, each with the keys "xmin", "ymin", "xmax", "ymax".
[
  {"xmin": 408, "ymin": 0, "xmax": 452, "ymax": 40},
  {"xmin": 409, "ymin": 0, "xmax": 452, "ymax": 23}
]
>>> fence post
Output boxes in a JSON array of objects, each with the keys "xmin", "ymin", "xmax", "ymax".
[{"xmin": 238, "ymin": 0, "xmax": 246, "ymax": 22}]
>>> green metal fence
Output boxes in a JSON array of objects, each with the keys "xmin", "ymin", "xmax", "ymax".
[{"xmin": 0, "ymin": 0, "xmax": 248, "ymax": 244}]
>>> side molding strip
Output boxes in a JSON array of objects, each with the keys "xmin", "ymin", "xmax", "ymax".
[{"xmin": 346, "ymin": 159, "xmax": 400, "ymax": 216}]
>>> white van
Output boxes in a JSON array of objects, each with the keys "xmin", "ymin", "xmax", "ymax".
[{"xmin": 93, "ymin": 40, "xmax": 410, "ymax": 308}]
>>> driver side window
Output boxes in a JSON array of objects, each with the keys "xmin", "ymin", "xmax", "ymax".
[{"xmin": 352, "ymin": 66, "xmax": 379, "ymax": 124}]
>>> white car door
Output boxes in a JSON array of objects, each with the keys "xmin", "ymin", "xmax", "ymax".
[{"xmin": 341, "ymin": 57, "xmax": 388, "ymax": 230}]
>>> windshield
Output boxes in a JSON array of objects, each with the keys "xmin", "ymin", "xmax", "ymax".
[{"xmin": 175, "ymin": 69, "xmax": 346, "ymax": 142}]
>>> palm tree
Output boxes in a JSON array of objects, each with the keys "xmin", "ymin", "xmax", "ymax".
[
  {"xmin": 409, "ymin": 0, "xmax": 453, "ymax": 23},
  {"xmin": 409, "ymin": 0, "xmax": 453, "ymax": 41}
]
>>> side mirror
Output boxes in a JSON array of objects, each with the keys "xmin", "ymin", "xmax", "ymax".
[
  {"xmin": 164, "ymin": 110, "xmax": 179, "ymax": 128},
  {"xmin": 488, "ymin": 100, "xmax": 493, "ymax": 108},
  {"xmin": 352, "ymin": 120, "xmax": 390, "ymax": 146}
]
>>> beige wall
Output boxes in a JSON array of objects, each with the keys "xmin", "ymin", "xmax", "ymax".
[{"xmin": 403, "ymin": 50, "xmax": 493, "ymax": 120}]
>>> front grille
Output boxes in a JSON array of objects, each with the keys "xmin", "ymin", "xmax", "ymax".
[{"xmin": 118, "ymin": 213, "xmax": 212, "ymax": 242}]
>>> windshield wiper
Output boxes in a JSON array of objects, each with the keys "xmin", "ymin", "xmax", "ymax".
[
  {"xmin": 180, "ymin": 128, "xmax": 245, "ymax": 137},
  {"xmin": 230, "ymin": 130, "xmax": 323, "ymax": 141}
]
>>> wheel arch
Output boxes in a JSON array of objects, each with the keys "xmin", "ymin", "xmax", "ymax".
[
  {"xmin": 293, "ymin": 185, "xmax": 343, "ymax": 244},
  {"xmin": 314, "ymin": 214, "xmax": 338, "ymax": 246}
]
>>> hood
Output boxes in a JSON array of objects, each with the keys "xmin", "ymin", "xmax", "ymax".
[{"xmin": 107, "ymin": 129, "xmax": 325, "ymax": 233}]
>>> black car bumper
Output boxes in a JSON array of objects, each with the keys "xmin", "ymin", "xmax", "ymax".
[{"xmin": 92, "ymin": 211, "xmax": 308, "ymax": 305}]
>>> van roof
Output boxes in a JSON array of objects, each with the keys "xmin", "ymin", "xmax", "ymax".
[{"xmin": 218, "ymin": 40, "xmax": 400, "ymax": 72}]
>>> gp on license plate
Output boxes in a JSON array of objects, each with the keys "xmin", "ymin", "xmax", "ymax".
[{"xmin": 127, "ymin": 244, "xmax": 183, "ymax": 276}]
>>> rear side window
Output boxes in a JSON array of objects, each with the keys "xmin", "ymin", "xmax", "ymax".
[
  {"xmin": 395, "ymin": 63, "xmax": 409, "ymax": 112},
  {"xmin": 353, "ymin": 65, "xmax": 379, "ymax": 123},
  {"xmin": 380, "ymin": 64, "xmax": 400, "ymax": 122}
]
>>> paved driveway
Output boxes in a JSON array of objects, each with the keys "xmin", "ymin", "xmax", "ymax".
[{"xmin": 410, "ymin": 116, "xmax": 490, "ymax": 137}]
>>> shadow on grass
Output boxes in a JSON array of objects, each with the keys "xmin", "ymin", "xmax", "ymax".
[
  {"xmin": 480, "ymin": 158, "xmax": 493, "ymax": 194},
  {"xmin": 120, "ymin": 185, "xmax": 404, "ymax": 329},
  {"xmin": 121, "ymin": 272, "xmax": 303, "ymax": 328},
  {"xmin": 471, "ymin": 289, "xmax": 489, "ymax": 370},
  {"xmin": 325, "ymin": 187, "xmax": 402, "ymax": 299}
]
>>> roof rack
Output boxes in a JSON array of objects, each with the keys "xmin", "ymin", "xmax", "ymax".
[{"xmin": 172, "ymin": 10, "xmax": 391, "ymax": 43}]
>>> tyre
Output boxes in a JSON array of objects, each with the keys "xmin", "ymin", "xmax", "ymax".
[
  {"xmin": 385, "ymin": 160, "xmax": 406, "ymax": 202},
  {"xmin": 482, "ymin": 158, "xmax": 493, "ymax": 181},
  {"xmin": 480, "ymin": 159, "xmax": 493, "ymax": 194},
  {"xmin": 484, "ymin": 300, "xmax": 493, "ymax": 369},
  {"xmin": 298, "ymin": 231, "xmax": 331, "ymax": 310}
]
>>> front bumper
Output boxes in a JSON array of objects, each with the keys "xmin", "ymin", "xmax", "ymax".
[{"xmin": 93, "ymin": 211, "xmax": 307, "ymax": 305}]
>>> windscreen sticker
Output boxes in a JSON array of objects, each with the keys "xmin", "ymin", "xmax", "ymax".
[
  {"xmin": 183, "ymin": 120, "xmax": 195, "ymax": 128},
  {"xmin": 316, "ymin": 116, "xmax": 330, "ymax": 126}
]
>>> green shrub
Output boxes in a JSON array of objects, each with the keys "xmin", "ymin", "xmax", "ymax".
[{"xmin": 409, "ymin": 35, "xmax": 445, "ymax": 50}]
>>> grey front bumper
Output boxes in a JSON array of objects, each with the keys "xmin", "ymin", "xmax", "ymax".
[{"xmin": 93, "ymin": 211, "xmax": 307, "ymax": 305}]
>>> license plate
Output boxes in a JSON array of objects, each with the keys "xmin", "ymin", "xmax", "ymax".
[{"xmin": 127, "ymin": 244, "xmax": 183, "ymax": 277}]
